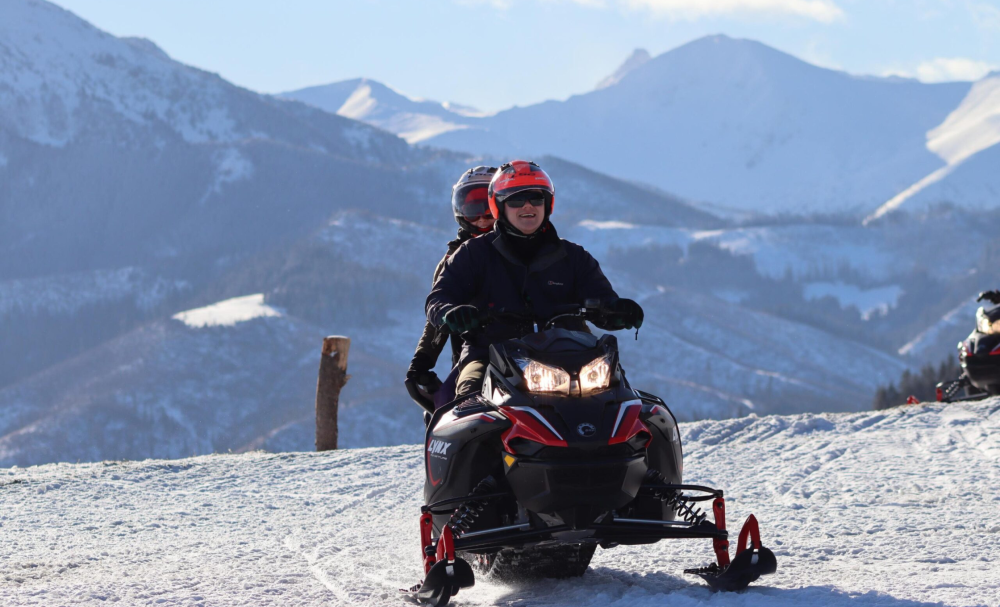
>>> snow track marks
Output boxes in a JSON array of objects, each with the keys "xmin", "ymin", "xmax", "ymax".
[{"xmin": 1, "ymin": 402, "xmax": 998, "ymax": 606}]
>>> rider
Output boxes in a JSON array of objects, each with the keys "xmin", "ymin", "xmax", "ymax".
[
  {"xmin": 406, "ymin": 166, "xmax": 497, "ymax": 404},
  {"xmin": 425, "ymin": 160, "xmax": 644, "ymax": 397}
]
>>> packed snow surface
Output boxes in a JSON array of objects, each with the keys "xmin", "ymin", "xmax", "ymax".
[
  {"xmin": 3, "ymin": 401, "xmax": 998, "ymax": 606},
  {"xmin": 171, "ymin": 294, "xmax": 282, "ymax": 328}
]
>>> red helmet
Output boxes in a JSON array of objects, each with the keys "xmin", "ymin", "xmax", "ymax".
[
  {"xmin": 452, "ymin": 166, "xmax": 498, "ymax": 234},
  {"xmin": 488, "ymin": 160, "xmax": 555, "ymax": 220}
]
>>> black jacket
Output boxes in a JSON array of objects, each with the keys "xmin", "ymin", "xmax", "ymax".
[
  {"xmin": 408, "ymin": 230, "xmax": 476, "ymax": 374},
  {"xmin": 426, "ymin": 223, "xmax": 619, "ymax": 365}
]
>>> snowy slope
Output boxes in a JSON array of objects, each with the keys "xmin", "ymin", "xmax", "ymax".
[
  {"xmin": 2, "ymin": 401, "xmax": 997, "ymax": 606},
  {"xmin": 621, "ymin": 289, "xmax": 907, "ymax": 419},
  {"xmin": 279, "ymin": 78, "xmax": 481, "ymax": 143},
  {"xmin": 0, "ymin": 0, "xmax": 423, "ymax": 281},
  {"xmin": 568, "ymin": 212, "xmax": 992, "ymax": 283},
  {"xmin": 420, "ymin": 36, "xmax": 970, "ymax": 216},
  {"xmin": 0, "ymin": 267, "xmax": 187, "ymax": 319},
  {"xmin": 0, "ymin": 295, "xmax": 429, "ymax": 468},
  {"xmin": 898, "ymin": 298, "xmax": 979, "ymax": 359},
  {"xmin": 868, "ymin": 72, "xmax": 1000, "ymax": 221}
]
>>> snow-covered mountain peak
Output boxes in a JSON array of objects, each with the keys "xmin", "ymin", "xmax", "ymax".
[
  {"xmin": 121, "ymin": 36, "xmax": 170, "ymax": 60},
  {"xmin": 595, "ymin": 48, "xmax": 651, "ymax": 89},
  {"xmin": 927, "ymin": 72, "xmax": 1000, "ymax": 165},
  {"xmin": 279, "ymin": 78, "xmax": 475, "ymax": 143},
  {"xmin": 865, "ymin": 71, "xmax": 1000, "ymax": 222},
  {"xmin": 0, "ymin": 0, "xmax": 243, "ymax": 146}
]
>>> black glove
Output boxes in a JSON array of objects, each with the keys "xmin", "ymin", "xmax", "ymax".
[
  {"xmin": 442, "ymin": 305, "xmax": 481, "ymax": 334},
  {"xmin": 606, "ymin": 298, "xmax": 644, "ymax": 330},
  {"xmin": 977, "ymin": 290, "xmax": 1000, "ymax": 305},
  {"xmin": 406, "ymin": 367, "xmax": 442, "ymax": 393}
]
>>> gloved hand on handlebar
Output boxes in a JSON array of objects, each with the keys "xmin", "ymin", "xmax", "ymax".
[
  {"xmin": 442, "ymin": 305, "xmax": 481, "ymax": 334},
  {"xmin": 977, "ymin": 290, "xmax": 1000, "ymax": 305},
  {"xmin": 604, "ymin": 298, "xmax": 644, "ymax": 330},
  {"xmin": 406, "ymin": 366, "xmax": 442, "ymax": 393}
]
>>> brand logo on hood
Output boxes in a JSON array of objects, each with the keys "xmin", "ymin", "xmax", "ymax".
[
  {"xmin": 427, "ymin": 439, "xmax": 452, "ymax": 457},
  {"xmin": 577, "ymin": 423, "xmax": 597, "ymax": 438}
]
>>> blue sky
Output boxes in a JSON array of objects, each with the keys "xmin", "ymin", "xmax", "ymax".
[{"xmin": 52, "ymin": 0, "xmax": 1000, "ymax": 112}]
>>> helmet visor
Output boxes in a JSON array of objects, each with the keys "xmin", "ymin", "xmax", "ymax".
[{"xmin": 453, "ymin": 184, "xmax": 493, "ymax": 222}]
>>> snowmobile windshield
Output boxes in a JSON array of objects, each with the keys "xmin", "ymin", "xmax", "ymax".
[{"xmin": 453, "ymin": 184, "xmax": 492, "ymax": 223}]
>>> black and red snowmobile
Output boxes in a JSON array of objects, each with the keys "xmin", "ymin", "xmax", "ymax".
[
  {"xmin": 937, "ymin": 290, "xmax": 1000, "ymax": 403},
  {"xmin": 404, "ymin": 302, "xmax": 777, "ymax": 606}
]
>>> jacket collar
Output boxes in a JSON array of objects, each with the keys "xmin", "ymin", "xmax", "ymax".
[{"xmin": 491, "ymin": 226, "xmax": 566, "ymax": 273}]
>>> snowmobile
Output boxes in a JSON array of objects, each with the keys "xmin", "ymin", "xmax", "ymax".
[
  {"xmin": 405, "ymin": 302, "xmax": 777, "ymax": 606},
  {"xmin": 937, "ymin": 291, "xmax": 1000, "ymax": 403}
]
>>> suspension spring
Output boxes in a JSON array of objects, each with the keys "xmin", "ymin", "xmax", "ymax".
[
  {"xmin": 447, "ymin": 476, "xmax": 498, "ymax": 538},
  {"xmin": 644, "ymin": 470, "xmax": 708, "ymax": 526}
]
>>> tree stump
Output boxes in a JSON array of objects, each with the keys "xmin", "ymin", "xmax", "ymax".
[{"xmin": 316, "ymin": 336, "xmax": 350, "ymax": 451}]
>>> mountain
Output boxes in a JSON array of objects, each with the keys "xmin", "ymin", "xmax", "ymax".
[
  {"xmin": 1, "ymin": 0, "xmax": 968, "ymax": 467},
  {"xmin": 0, "ymin": 209, "xmax": 918, "ymax": 466},
  {"xmin": 414, "ymin": 36, "xmax": 974, "ymax": 216},
  {"xmin": 4, "ymin": 401, "xmax": 999, "ymax": 606},
  {"xmin": 0, "ymin": 0, "xmax": 427, "ymax": 283},
  {"xmin": 866, "ymin": 72, "xmax": 1000, "ymax": 221},
  {"xmin": 0, "ymin": 292, "xmax": 432, "ymax": 468},
  {"xmin": 595, "ymin": 48, "xmax": 651, "ymax": 89},
  {"xmin": 279, "ymin": 78, "xmax": 482, "ymax": 144}
]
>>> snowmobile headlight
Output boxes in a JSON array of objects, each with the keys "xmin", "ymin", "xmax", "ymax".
[
  {"xmin": 516, "ymin": 358, "xmax": 570, "ymax": 394},
  {"xmin": 579, "ymin": 355, "xmax": 612, "ymax": 393}
]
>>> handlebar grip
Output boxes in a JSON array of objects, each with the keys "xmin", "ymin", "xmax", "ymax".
[{"xmin": 404, "ymin": 378, "xmax": 435, "ymax": 414}]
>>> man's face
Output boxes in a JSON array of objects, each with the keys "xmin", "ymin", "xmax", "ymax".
[{"xmin": 503, "ymin": 192, "xmax": 546, "ymax": 234}]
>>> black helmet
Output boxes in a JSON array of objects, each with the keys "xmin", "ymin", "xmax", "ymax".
[{"xmin": 452, "ymin": 166, "xmax": 498, "ymax": 234}]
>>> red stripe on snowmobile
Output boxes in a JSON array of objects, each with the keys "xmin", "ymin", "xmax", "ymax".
[
  {"xmin": 420, "ymin": 512, "xmax": 435, "ymax": 574},
  {"xmin": 712, "ymin": 497, "xmax": 731, "ymax": 568},
  {"xmin": 609, "ymin": 404, "xmax": 648, "ymax": 445},
  {"xmin": 435, "ymin": 525, "xmax": 456, "ymax": 564},
  {"xmin": 499, "ymin": 408, "xmax": 568, "ymax": 450},
  {"xmin": 736, "ymin": 514, "xmax": 763, "ymax": 556},
  {"xmin": 991, "ymin": 343, "xmax": 1000, "ymax": 355},
  {"xmin": 427, "ymin": 443, "xmax": 444, "ymax": 487}
]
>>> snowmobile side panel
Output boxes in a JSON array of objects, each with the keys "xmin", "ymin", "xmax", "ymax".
[{"xmin": 424, "ymin": 401, "xmax": 511, "ymax": 512}]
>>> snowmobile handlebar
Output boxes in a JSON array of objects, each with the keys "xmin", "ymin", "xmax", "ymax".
[
  {"xmin": 440, "ymin": 300, "xmax": 613, "ymax": 336},
  {"xmin": 977, "ymin": 290, "xmax": 1000, "ymax": 305}
]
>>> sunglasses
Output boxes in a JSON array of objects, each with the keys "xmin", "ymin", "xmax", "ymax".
[{"xmin": 505, "ymin": 197, "xmax": 546, "ymax": 209}]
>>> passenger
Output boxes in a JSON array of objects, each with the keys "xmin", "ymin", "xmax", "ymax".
[
  {"xmin": 426, "ymin": 160, "xmax": 643, "ymax": 397},
  {"xmin": 406, "ymin": 166, "xmax": 497, "ymax": 406}
]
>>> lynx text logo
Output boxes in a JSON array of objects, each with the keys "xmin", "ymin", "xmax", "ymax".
[{"xmin": 428, "ymin": 439, "xmax": 452, "ymax": 459}]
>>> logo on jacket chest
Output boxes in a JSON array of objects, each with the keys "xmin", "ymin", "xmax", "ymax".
[{"xmin": 547, "ymin": 280, "xmax": 564, "ymax": 286}]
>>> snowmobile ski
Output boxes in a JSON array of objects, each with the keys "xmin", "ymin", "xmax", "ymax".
[{"xmin": 684, "ymin": 514, "xmax": 777, "ymax": 591}]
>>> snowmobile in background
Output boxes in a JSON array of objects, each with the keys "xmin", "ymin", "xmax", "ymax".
[
  {"xmin": 404, "ymin": 302, "xmax": 777, "ymax": 606},
  {"xmin": 936, "ymin": 290, "xmax": 1000, "ymax": 403}
]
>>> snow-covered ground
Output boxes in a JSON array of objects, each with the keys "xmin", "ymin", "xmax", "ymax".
[{"xmin": 3, "ymin": 401, "xmax": 997, "ymax": 606}]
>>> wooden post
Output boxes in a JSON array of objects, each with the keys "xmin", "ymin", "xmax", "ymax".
[{"xmin": 316, "ymin": 336, "xmax": 350, "ymax": 451}]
